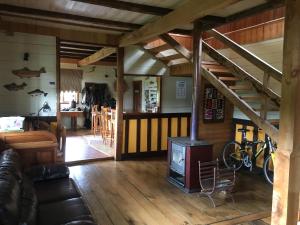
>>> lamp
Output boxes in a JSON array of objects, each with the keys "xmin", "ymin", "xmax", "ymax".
[{"xmin": 36, "ymin": 102, "xmax": 51, "ymax": 129}]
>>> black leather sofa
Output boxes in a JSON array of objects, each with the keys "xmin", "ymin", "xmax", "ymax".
[{"xmin": 0, "ymin": 149, "xmax": 97, "ymax": 225}]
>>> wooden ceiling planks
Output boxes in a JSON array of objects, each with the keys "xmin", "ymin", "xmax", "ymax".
[
  {"xmin": 119, "ymin": 0, "xmax": 242, "ymax": 46},
  {"xmin": 0, "ymin": 20, "xmax": 119, "ymax": 46}
]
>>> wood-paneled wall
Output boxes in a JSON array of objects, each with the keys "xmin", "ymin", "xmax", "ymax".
[
  {"xmin": 204, "ymin": 7, "xmax": 285, "ymax": 49},
  {"xmin": 198, "ymin": 80, "xmax": 234, "ymax": 158},
  {"xmin": 205, "ymin": 18, "xmax": 284, "ymax": 49},
  {"xmin": 122, "ymin": 113, "xmax": 190, "ymax": 159}
]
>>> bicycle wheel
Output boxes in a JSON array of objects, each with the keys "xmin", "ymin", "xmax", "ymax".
[
  {"xmin": 263, "ymin": 154, "xmax": 274, "ymax": 185},
  {"xmin": 222, "ymin": 141, "xmax": 244, "ymax": 171}
]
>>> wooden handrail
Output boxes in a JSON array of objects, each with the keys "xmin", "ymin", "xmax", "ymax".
[
  {"xmin": 208, "ymin": 29, "xmax": 283, "ymax": 82},
  {"xmin": 202, "ymin": 41, "xmax": 281, "ymax": 105},
  {"xmin": 201, "ymin": 67, "xmax": 279, "ymax": 142}
]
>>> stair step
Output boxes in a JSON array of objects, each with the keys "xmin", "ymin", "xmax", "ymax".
[
  {"xmin": 219, "ymin": 76, "xmax": 240, "ymax": 81},
  {"xmin": 252, "ymin": 106, "xmax": 279, "ymax": 111},
  {"xmin": 240, "ymin": 96, "xmax": 261, "ymax": 102},
  {"xmin": 145, "ymin": 43, "xmax": 171, "ymax": 53},
  {"xmin": 202, "ymin": 64, "xmax": 231, "ymax": 74},
  {"xmin": 268, "ymin": 119, "xmax": 280, "ymax": 125},
  {"xmin": 157, "ymin": 53, "xmax": 181, "ymax": 62},
  {"xmin": 229, "ymin": 85, "xmax": 253, "ymax": 91}
]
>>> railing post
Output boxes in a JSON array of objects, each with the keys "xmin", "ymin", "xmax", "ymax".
[
  {"xmin": 260, "ymin": 72, "xmax": 270, "ymax": 120},
  {"xmin": 191, "ymin": 20, "xmax": 203, "ymax": 141},
  {"xmin": 115, "ymin": 47, "xmax": 124, "ymax": 161}
]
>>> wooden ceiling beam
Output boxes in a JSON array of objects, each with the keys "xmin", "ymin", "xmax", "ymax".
[
  {"xmin": 59, "ymin": 48, "xmax": 97, "ymax": 54},
  {"xmin": 159, "ymin": 33, "xmax": 192, "ymax": 61},
  {"xmin": 0, "ymin": 20, "xmax": 119, "ymax": 46},
  {"xmin": 78, "ymin": 47, "xmax": 116, "ymax": 66},
  {"xmin": 60, "ymin": 43, "xmax": 101, "ymax": 51},
  {"xmin": 119, "ymin": 0, "xmax": 241, "ymax": 47},
  {"xmin": 0, "ymin": 12, "xmax": 129, "ymax": 33},
  {"xmin": 0, "ymin": 3, "xmax": 140, "ymax": 30},
  {"xmin": 61, "ymin": 57, "xmax": 116, "ymax": 66},
  {"xmin": 72, "ymin": 0, "xmax": 172, "ymax": 16}
]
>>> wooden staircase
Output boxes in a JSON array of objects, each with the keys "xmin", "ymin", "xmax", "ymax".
[{"xmin": 141, "ymin": 30, "xmax": 282, "ymax": 142}]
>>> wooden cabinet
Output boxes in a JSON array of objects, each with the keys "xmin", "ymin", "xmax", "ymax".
[{"xmin": 0, "ymin": 131, "xmax": 58, "ymax": 168}]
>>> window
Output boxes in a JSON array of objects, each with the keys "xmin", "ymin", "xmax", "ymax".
[{"xmin": 60, "ymin": 91, "xmax": 79, "ymax": 104}]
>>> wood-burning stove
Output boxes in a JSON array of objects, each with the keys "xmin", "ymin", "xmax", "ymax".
[{"xmin": 167, "ymin": 137, "xmax": 213, "ymax": 193}]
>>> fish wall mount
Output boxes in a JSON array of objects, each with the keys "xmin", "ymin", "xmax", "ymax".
[
  {"xmin": 28, "ymin": 89, "xmax": 48, "ymax": 97},
  {"xmin": 12, "ymin": 67, "xmax": 46, "ymax": 78},
  {"xmin": 3, "ymin": 82, "xmax": 27, "ymax": 91}
]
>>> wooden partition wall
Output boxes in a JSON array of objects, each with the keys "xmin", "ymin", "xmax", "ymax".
[{"xmin": 122, "ymin": 113, "xmax": 191, "ymax": 159}]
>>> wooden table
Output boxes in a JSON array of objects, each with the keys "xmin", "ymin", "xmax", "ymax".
[{"xmin": 60, "ymin": 111, "xmax": 84, "ymax": 131}]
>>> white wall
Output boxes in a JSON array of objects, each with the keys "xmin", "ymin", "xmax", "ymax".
[
  {"xmin": 0, "ymin": 32, "xmax": 57, "ymax": 117},
  {"xmin": 125, "ymin": 45, "xmax": 193, "ymax": 113},
  {"xmin": 204, "ymin": 38, "xmax": 283, "ymax": 120},
  {"xmin": 161, "ymin": 76, "xmax": 193, "ymax": 113},
  {"xmin": 125, "ymin": 46, "xmax": 168, "ymax": 75}
]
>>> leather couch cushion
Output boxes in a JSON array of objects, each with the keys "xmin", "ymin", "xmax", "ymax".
[
  {"xmin": 0, "ymin": 170, "xmax": 21, "ymax": 225},
  {"xmin": 20, "ymin": 176, "xmax": 37, "ymax": 225},
  {"xmin": 26, "ymin": 164, "xmax": 70, "ymax": 182},
  {"xmin": 38, "ymin": 197, "xmax": 91, "ymax": 225},
  {"xmin": 0, "ymin": 149, "xmax": 22, "ymax": 181},
  {"xmin": 35, "ymin": 178, "xmax": 80, "ymax": 204},
  {"xmin": 63, "ymin": 220, "xmax": 97, "ymax": 225}
]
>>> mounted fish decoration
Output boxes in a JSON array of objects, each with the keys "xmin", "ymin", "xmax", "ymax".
[
  {"xmin": 12, "ymin": 67, "xmax": 46, "ymax": 78},
  {"xmin": 28, "ymin": 89, "xmax": 48, "ymax": 97},
  {"xmin": 3, "ymin": 82, "xmax": 27, "ymax": 91}
]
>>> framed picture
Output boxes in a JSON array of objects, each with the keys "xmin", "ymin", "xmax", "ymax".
[{"xmin": 203, "ymin": 85, "xmax": 225, "ymax": 122}]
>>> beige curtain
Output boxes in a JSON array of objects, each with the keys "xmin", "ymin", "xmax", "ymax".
[{"xmin": 60, "ymin": 69, "xmax": 83, "ymax": 92}]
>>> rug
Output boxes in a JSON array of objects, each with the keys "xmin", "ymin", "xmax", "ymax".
[{"xmin": 83, "ymin": 135, "xmax": 113, "ymax": 156}]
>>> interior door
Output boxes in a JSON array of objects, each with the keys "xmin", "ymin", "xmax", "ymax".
[{"xmin": 133, "ymin": 81, "xmax": 142, "ymax": 112}]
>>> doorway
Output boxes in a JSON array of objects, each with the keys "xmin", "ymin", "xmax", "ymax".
[{"xmin": 133, "ymin": 80, "xmax": 142, "ymax": 112}]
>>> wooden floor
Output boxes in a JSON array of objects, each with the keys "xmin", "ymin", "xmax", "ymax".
[
  {"xmin": 65, "ymin": 129, "xmax": 113, "ymax": 163},
  {"xmin": 69, "ymin": 158, "xmax": 273, "ymax": 225}
]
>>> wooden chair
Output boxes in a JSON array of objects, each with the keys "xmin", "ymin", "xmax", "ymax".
[
  {"xmin": 109, "ymin": 109, "xmax": 116, "ymax": 147},
  {"xmin": 198, "ymin": 159, "xmax": 236, "ymax": 207},
  {"xmin": 100, "ymin": 107, "xmax": 111, "ymax": 145},
  {"xmin": 91, "ymin": 105, "xmax": 101, "ymax": 136}
]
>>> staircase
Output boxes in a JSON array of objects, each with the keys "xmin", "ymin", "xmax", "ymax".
[{"xmin": 141, "ymin": 30, "xmax": 282, "ymax": 142}]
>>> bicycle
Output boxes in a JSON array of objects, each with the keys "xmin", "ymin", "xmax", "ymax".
[{"xmin": 222, "ymin": 128, "xmax": 276, "ymax": 185}]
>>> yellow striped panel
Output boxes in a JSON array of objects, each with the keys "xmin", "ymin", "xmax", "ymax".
[
  {"xmin": 128, "ymin": 120, "xmax": 137, "ymax": 153},
  {"xmin": 180, "ymin": 117, "xmax": 187, "ymax": 137},
  {"xmin": 122, "ymin": 120, "xmax": 126, "ymax": 154},
  {"xmin": 140, "ymin": 119, "xmax": 148, "ymax": 152},
  {"xmin": 246, "ymin": 126, "xmax": 254, "ymax": 142},
  {"xmin": 171, "ymin": 117, "xmax": 178, "ymax": 137},
  {"xmin": 161, "ymin": 118, "xmax": 168, "ymax": 150},
  {"xmin": 235, "ymin": 124, "xmax": 243, "ymax": 143},
  {"xmin": 151, "ymin": 119, "xmax": 158, "ymax": 151},
  {"xmin": 256, "ymin": 129, "xmax": 266, "ymax": 168}
]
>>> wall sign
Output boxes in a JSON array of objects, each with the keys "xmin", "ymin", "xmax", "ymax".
[
  {"xmin": 176, "ymin": 80, "xmax": 186, "ymax": 99},
  {"xmin": 203, "ymin": 85, "xmax": 225, "ymax": 122}
]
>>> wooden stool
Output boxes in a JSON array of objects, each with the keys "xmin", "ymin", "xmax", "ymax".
[{"xmin": 91, "ymin": 105, "xmax": 99, "ymax": 133}]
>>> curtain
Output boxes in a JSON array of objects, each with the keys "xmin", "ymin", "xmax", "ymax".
[{"xmin": 60, "ymin": 69, "xmax": 83, "ymax": 92}]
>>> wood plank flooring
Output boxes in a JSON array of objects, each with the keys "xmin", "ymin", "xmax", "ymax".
[
  {"xmin": 65, "ymin": 129, "xmax": 112, "ymax": 163},
  {"xmin": 69, "ymin": 159, "xmax": 273, "ymax": 225}
]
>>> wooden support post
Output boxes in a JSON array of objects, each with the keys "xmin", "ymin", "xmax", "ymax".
[
  {"xmin": 271, "ymin": 0, "xmax": 300, "ymax": 224},
  {"xmin": 115, "ymin": 47, "xmax": 124, "ymax": 161},
  {"xmin": 260, "ymin": 72, "xmax": 270, "ymax": 120},
  {"xmin": 56, "ymin": 37, "xmax": 61, "ymax": 136},
  {"xmin": 190, "ymin": 21, "xmax": 203, "ymax": 141}
]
